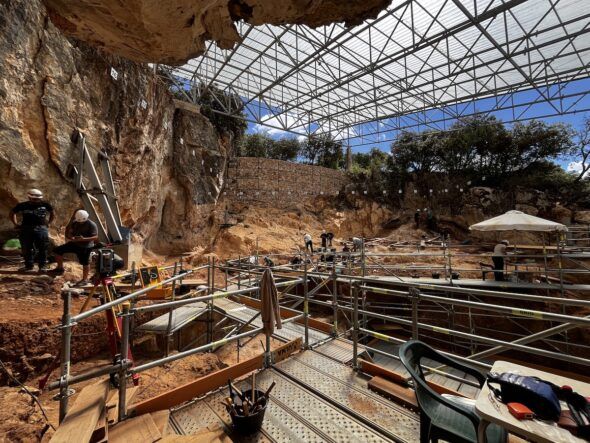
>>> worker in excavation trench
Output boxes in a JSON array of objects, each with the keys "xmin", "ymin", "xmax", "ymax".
[
  {"xmin": 9, "ymin": 188, "xmax": 54, "ymax": 272},
  {"xmin": 492, "ymin": 239, "xmax": 510, "ymax": 281},
  {"xmin": 53, "ymin": 209, "xmax": 98, "ymax": 286},
  {"xmin": 303, "ymin": 233, "xmax": 313, "ymax": 253}
]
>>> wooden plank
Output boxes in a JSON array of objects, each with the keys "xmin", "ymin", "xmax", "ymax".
[
  {"xmin": 234, "ymin": 294, "xmax": 333, "ymax": 334},
  {"xmin": 150, "ymin": 410, "xmax": 170, "ymax": 436},
  {"xmin": 359, "ymin": 359, "xmax": 408, "ymax": 385},
  {"xmin": 130, "ymin": 338, "xmax": 301, "ymax": 415},
  {"xmin": 107, "ymin": 386, "xmax": 139, "ymax": 425},
  {"xmin": 359, "ymin": 358, "xmax": 466, "ymax": 397},
  {"xmin": 368, "ymin": 376, "xmax": 419, "ymax": 411},
  {"xmin": 108, "ymin": 413, "xmax": 161, "ymax": 443},
  {"xmin": 50, "ymin": 379, "xmax": 110, "ymax": 443}
]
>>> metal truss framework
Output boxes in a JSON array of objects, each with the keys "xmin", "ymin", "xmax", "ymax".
[{"xmin": 168, "ymin": 0, "xmax": 590, "ymax": 147}]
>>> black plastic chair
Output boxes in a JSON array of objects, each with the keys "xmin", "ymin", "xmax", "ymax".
[{"xmin": 399, "ymin": 340, "xmax": 507, "ymax": 443}]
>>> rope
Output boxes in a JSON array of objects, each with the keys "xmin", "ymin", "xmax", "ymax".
[{"xmin": 0, "ymin": 359, "xmax": 56, "ymax": 431}]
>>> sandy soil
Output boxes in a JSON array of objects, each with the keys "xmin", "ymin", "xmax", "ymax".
[{"xmin": 1, "ymin": 198, "xmax": 588, "ymax": 441}]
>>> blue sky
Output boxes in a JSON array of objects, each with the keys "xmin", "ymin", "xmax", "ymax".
[{"xmin": 245, "ymin": 77, "xmax": 590, "ymax": 175}]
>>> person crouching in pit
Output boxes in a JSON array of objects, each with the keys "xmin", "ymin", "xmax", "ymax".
[{"xmin": 53, "ymin": 209, "xmax": 98, "ymax": 286}]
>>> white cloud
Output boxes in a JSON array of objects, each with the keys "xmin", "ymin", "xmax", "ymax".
[
  {"xmin": 567, "ymin": 161, "xmax": 588, "ymax": 177},
  {"xmin": 254, "ymin": 112, "xmax": 307, "ymax": 137},
  {"xmin": 315, "ymin": 123, "xmax": 358, "ymax": 141}
]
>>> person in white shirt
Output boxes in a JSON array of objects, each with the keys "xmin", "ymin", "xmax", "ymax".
[
  {"xmin": 352, "ymin": 237, "xmax": 363, "ymax": 252},
  {"xmin": 303, "ymin": 233, "xmax": 313, "ymax": 253},
  {"xmin": 492, "ymin": 240, "xmax": 509, "ymax": 281}
]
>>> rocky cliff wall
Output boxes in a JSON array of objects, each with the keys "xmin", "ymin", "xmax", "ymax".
[{"xmin": 0, "ymin": 0, "xmax": 228, "ymax": 255}]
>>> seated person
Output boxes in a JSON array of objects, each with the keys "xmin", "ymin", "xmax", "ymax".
[
  {"xmin": 53, "ymin": 209, "xmax": 98, "ymax": 285},
  {"xmin": 263, "ymin": 256, "xmax": 274, "ymax": 267},
  {"xmin": 326, "ymin": 232, "xmax": 334, "ymax": 247},
  {"xmin": 290, "ymin": 256, "xmax": 302, "ymax": 265}
]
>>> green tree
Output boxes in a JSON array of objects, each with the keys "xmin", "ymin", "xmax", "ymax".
[
  {"xmin": 269, "ymin": 137, "xmax": 301, "ymax": 161},
  {"xmin": 390, "ymin": 130, "xmax": 444, "ymax": 177},
  {"xmin": 240, "ymin": 133, "xmax": 272, "ymax": 157},
  {"xmin": 572, "ymin": 116, "xmax": 590, "ymax": 181},
  {"xmin": 301, "ymin": 134, "xmax": 343, "ymax": 168}
]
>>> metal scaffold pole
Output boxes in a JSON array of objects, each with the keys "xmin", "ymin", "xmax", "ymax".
[
  {"xmin": 58, "ymin": 290, "xmax": 73, "ymax": 423},
  {"xmin": 409, "ymin": 287, "xmax": 420, "ymax": 340},
  {"xmin": 165, "ymin": 262, "xmax": 178, "ymax": 356},
  {"xmin": 352, "ymin": 284, "xmax": 359, "ymax": 370},
  {"xmin": 304, "ymin": 252, "xmax": 309, "ymax": 349},
  {"xmin": 118, "ymin": 302, "xmax": 131, "ymax": 422},
  {"xmin": 332, "ymin": 261, "xmax": 338, "ymax": 336}
]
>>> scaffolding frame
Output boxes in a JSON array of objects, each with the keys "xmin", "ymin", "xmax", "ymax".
[
  {"xmin": 50, "ymin": 242, "xmax": 590, "ymax": 425},
  {"xmin": 164, "ymin": 0, "xmax": 590, "ymax": 147}
]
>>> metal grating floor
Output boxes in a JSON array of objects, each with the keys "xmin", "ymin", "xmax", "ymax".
[
  {"xmin": 171, "ymin": 350, "xmax": 420, "ymax": 442},
  {"xmin": 214, "ymin": 298, "xmax": 330, "ymax": 345},
  {"xmin": 137, "ymin": 302, "xmax": 207, "ymax": 334},
  {"xmin": 276, "ymin": 351, "xmax": 420, "ymax": 442},
  {"xmin": 370, "ymin": 342, "xmax": 481, "ymax": 398},
  {"xmin": 313, "ymin": 338, "xmax": 368, "ymax": 364}
]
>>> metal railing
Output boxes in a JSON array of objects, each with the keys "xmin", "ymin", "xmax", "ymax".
[{"xmin": 52, "ymin": 240, "xmax": 590, "ymax": 426}]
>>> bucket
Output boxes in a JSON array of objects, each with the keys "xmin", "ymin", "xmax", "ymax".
[{"xmin": 229, "ymin": 389, "xmax": 268, "ymax": 435}]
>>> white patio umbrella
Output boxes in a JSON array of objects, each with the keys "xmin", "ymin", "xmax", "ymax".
[{"xmin": 469, "ymin": 210, "xmax": 568, "ymax": 232}]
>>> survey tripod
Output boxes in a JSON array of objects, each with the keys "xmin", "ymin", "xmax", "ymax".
[
  {"xmin": 39, "ymin": 258, "xmax": 139, "ymax": 399},
  {"xmin": 79, "ymin": 271, "xmax": 140, "ymax": 387}
]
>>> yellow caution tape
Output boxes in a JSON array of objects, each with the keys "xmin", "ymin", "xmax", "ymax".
[
  {"xmin": 211, "ymin": 338, "xmax": 228, "ymax": 351},
  {"xmin": 512, "ymin": 309, "xmax": 543, "ymax": 319},
  {"xmin": 372, "ymin": 331, "xmax": 393, "ymax": 342},
  {"xmin": 432, "ymin": 326, "xmax": 450, "ymax": 335}
]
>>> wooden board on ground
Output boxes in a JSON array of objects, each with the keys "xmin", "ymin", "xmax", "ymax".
[
  {"xmin": 150, "ymin": 410, "xmax": 170, "ymax": 436},
  {"xmin": 234, "ymin": 294, "xmax": 333, "ymax": 334},
  {"xmin": 130, "ymin": 338, "xmax": 302, "ymax": 415},
  {"xmin": 368, "ymin": 376, "xmax": 418, "ymax": 411},
  {"xmin": 161, "ymin": 424, "xmax": 231, "ymax": 443},
  {"xmin": 106, "ymin": 386, "xmax": 139, "ymax": 425},
  {"xmin": 359, "ymin": 358, "xmax": 466, "ymax": 398},
  {"xmin": 108, "ymin": 413, "xmax": 161, "ymax": 443},
  {"xmin": 90, "ymin": 389, "xmax": 116, "ymax": 443},
  {"xmin": 161, "ymin": 425, "xmax": 231, "ymax": 442},
  {"xmin": 50, "ymin": 378, "xmax": 110, "ymax": 443}
]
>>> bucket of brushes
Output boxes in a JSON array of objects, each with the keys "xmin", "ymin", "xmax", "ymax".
[{"xmin": 225, "ymin": 375, "xmax": 275, "ymax": 435}]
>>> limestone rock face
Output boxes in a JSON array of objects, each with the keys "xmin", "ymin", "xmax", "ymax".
[
  {"xmin": 0, "ymin": 0, "xmax": 228, "ymax": 254},
  {"xmin": 42, "ymin": 0, "xmax": 390, "ymax": 64}
]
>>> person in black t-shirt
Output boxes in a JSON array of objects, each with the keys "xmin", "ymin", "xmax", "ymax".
[
  {"xmin": 320, "ymin": 230, "xmax": 328, "ymax": 249},
  {"xmin": 9, "ymin": 189, "xmax": 54, "ymax": 272},
  {"xmin": 326, "ymin": 232, "xmax": 334, "ymax": 247},
  {"xmin": 53, "ymin": 209, "xmax": 98, "ymax": 285}
]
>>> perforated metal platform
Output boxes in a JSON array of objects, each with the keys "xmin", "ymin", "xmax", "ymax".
[
  {"xmin": 214, "ymin": 298, "xmax": 329, "ymax": 345},
  {"xmin": 314, "ymin": 338, "xmax": 368, "ymax": 364},
  {"xmin": 170, "ymin": 350, "xmax": 420, "ymax": 442},
  {"xmin": 276, "ymin": 351, "xmax": 420, "ymax": 442},
  {"xmin": 137, "ymin": 302, "xmax": 207, "ymax": 334}
]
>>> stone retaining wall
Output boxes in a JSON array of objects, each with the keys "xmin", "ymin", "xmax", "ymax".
[{"xmin": 225, "ymin": 157, "xmax": 348, "ymax": 206}]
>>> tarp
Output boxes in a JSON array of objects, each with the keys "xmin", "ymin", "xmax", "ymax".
[
  {"xmin": 260, "ymin": 268, "xmax": 282, "ymax": 336},
  {"xmin": 469, "ymin": 210, "xmax": 568, "ymax": 232}
]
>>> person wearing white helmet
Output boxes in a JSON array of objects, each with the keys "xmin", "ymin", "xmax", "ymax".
[
  {"xmin": 492, "ymin": 239, "xmax": 510, "ymax": 281},
  {"xmin": 9, "ymin": 189, "xmax": 54, "ymax": 272},
  {"xmin": 53, "ymin": 209, "xmax": 98, "ymax": 285}
]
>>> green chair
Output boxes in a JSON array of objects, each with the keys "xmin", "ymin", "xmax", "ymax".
[{"xmin": 399, "ymin": 340, "xmax": 507, "ymax": 443}]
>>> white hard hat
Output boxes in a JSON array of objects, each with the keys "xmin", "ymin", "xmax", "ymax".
[
  {"xmin": 27, "ymin": 189, "xmax": 43, "ymax": 199},
  {"xmin": 74, "ymin": 209, "xmax": 89, "ymax": 222}
]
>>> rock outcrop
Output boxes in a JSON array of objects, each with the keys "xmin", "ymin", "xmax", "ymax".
[
  {"xmin": 42, "ymin": 0, "xmax": 390, "ymax": 64},
  {"xmin": 0, "ymin": 0, "xmax": 229, "ymax": 254}
]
